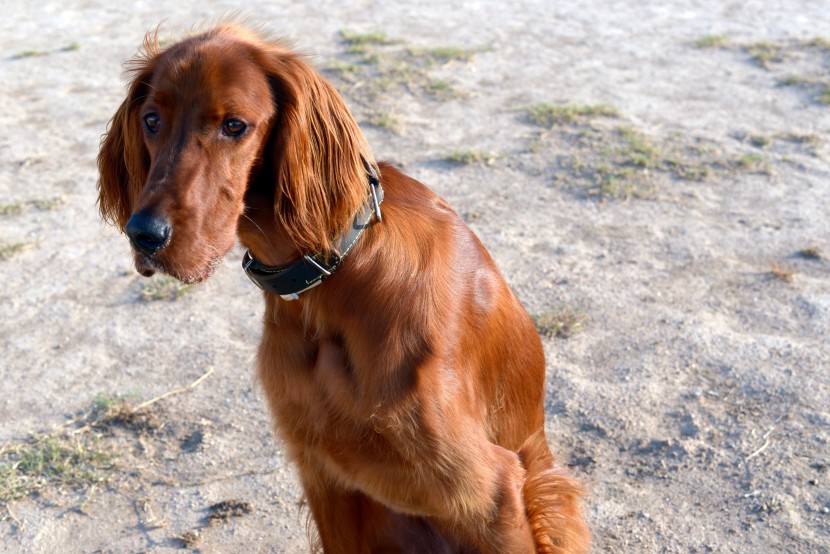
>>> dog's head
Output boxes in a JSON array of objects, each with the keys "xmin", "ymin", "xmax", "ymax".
[{"xmin": 98, "ymin": 24, "xmax": 374, "ymax": 282}]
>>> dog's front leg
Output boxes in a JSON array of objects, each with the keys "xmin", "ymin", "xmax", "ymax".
[{"xmin": 299, "ymin": 464, "xmax": 457, "ymax": 554}]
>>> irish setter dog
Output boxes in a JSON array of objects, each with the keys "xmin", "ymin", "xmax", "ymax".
[{"xmin": 98, "ymin": 24, "xmax": 589, "ymax": 553}]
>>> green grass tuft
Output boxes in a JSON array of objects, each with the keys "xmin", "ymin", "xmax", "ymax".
[
  {"xmin": 141, "ymin": 275, "xmax": 193, "ymax": 301},
  {"xmin": 367, "ymin": 111, "xmax": 401, "ymax": 132},
  {"xmin": 13, "ymin": 49, "xmax": 49, "ymax": 59},
  {"xmin": 0, "ymin": 196, "xmax": 63, "ymax": 215},
  {"xmin": 0, "ymin": 434, "xmax": 113, "ymax": 502},
  {"xmin": 408, "ymin": 45, "xmax": 480, "ymax": 65},
  {"xmin": 0, "ymin": 202, "xmax": 24, "ymax": 216},
  {"xmin": 445, "ymin": 149, "xmax": 496, "ymax": 166},
  {"xmin": 525, "ymin": 103, "xmax": 619, "ymax": 127},
  {"xmin": 744, "ymin": 41, "xmax": 784, "ymax": 69},
  {"xmin": 778, "ymin": 75, "xmax": 809, "ymax": 87},
  {"xmin": 807, "ymin": 37, "xmax": 830, "ymax": 50},
  {"xmin": 340, "ymin": 30, "xmax": 396, "ymax": 47},
  {"xmin": 0, "ymin": 242, "xmax": 30, "ymax": 261},
  {"xmin": 749, "ymin": 135, "xmax": 771, "ymax": 148},
  {"xmin": 426, "ymin": 79, "xmax": 457, "ymax": 98},
  {"xmin": 532, "ymin": 308, "xmax": 587, "ymax": 339},
  {"xmin": 93, "ymin": 393, "xmax": 125, "ymax": 411},
  {"xmin": 326, "ymin": 60, "xmax": 361, "ymax": 76},
  {"xmin": 736, "ymin": 153, "xmax": 770, "ymax": 173},
  {"xmin": 617, "ymin": 126, "xmax": 661, "ymax": 168},
  {"xmin": 694, "ymin": 34, "xmax": 730, "ymax": 49}
]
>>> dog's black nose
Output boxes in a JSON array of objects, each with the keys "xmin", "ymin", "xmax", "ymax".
[{"xmin": 125, "ymin": 211, "xmax": 171, "ymax": 256}]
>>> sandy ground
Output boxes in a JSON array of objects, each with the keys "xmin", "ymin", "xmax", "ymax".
[{"xmin": 1, "ymin": 1, "xmax": 829, "ymax": 552}]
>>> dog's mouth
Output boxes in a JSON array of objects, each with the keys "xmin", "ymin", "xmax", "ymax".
[
  {"xmin": 132, "ymin": 250, "xmax": 223, "ymax": 285},
  {"xmin": 133, "ymin": 252, "xmax": 158, "ymax": 278}
]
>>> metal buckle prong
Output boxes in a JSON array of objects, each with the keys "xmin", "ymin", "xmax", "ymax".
[
  {"xmin": 370, "ymin": 181, "xmax": 382, "ymax": 222},
  {"xmin": 304, "ymin": 255, "xmax": 332, "ymax": 277},
  {"xmin": 243, "ymin": 251, "xmax": 256, "ymax": 272}
]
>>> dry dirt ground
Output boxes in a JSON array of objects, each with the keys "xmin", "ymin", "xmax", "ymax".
[{"xmin": 1, "ymin": 1, "xmax": 829, "ymax": 553}]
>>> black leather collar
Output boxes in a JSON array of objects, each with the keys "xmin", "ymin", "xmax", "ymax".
[{"xmin": 242, "ymin": 169, "xmax": 383, "ymax": 300}]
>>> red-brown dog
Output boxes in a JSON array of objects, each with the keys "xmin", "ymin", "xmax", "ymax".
[{"xmin": 98, "ymin": 24, "xmax": 589, "ymax": 553}]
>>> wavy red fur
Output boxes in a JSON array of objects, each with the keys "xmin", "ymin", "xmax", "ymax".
[{"xmin": 98, "ymin": 23, "xmax": 589, "ymax": 553}]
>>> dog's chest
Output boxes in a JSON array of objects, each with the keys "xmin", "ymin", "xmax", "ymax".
[{"xmin": 259, "ymin": 328, "xmax": 426, "ymax": 482}]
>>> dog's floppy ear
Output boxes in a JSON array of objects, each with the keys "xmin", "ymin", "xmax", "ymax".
[
  {"xmin": 97, "ymin": 39, "xmax": 159, "ymax": 231},
  {"xmin": 258, "ymin": 45, "xmax": 377, "ymax": 254}
]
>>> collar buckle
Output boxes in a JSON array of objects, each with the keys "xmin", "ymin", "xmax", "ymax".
[{"xmin": 242, "ymin": 167, "xmax": 383, "ymax": 300}]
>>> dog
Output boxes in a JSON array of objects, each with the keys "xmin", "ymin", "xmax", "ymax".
[{"xmin": 97, "ymin": 24, "xmax": 589, "ymax": 553}]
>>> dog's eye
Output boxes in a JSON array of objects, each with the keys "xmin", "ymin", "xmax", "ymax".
[
  {"xmin": 222, "ymin": 118, "xmax": 247, "ymax": 137},
  {"xmin": 143, "ymin": 113, "xmax": 160, "ymax": 133}
]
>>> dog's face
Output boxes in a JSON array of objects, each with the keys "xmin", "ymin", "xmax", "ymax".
[
  {"xmin": 122, "ymin": 40, "xmax": 275, "ymax": 282},
  {"xmin": 99, "ymin": 26, "xmax": 376, "ymax": 283}
]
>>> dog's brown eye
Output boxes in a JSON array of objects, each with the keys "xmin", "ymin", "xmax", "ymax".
[
  {"xmin": 222, "ymin": 118, "xmax": 247, "ymax": 137},
  {"xmin": 144, "ymin": 113, "xmax": 160, "ymax": 133}
]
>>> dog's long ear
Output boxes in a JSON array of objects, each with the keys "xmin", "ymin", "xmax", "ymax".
[
  {"xmin": 97, "ymin": 39, "xmax": 159, "ymax": 231},
  {"xmin": 258, "ymin": 45, "xmax": 377, "ymax": 253}
]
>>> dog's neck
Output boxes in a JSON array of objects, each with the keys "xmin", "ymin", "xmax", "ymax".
[
  {"xmin": 237, "ymin": 189, "xmax": 299, "ymax": 267},
  {"xmin": 238, "ymin": 160, "xmax": 382, "ymax": 274}
]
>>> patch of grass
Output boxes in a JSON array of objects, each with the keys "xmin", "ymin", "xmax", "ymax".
[
  {"xmin": 525, "ymin": 103, "xmax": 619, "ymax": 127},
  {"xmin": 532, "ymin": 307, "xmax": 587, "ymax": 339},
  {"xmin": 744, "ymin": 41, "xmax": 784, "ymax": 69},
  {"xmin": 141, "ymin": 275, "xmax": 193, "ymax": 301},
  {"xmin": 367, "ymin": 111, "xmax": 401, "ymax": 132},
  {"xmin": 736, "ymin": 153, "xmax": 770, "ymax": 173},
  {"xmin": 0, "ymin": 433, "xmax": 113, "ymax": 502},
  {"xmin": 534, "ymin": 107, "xmax": 732, "ymax": 201},
  {"xmin": 339, "ymin": 31, "xmax": 395, "ymax": 58},
  {"xmin": 578, "ymin": 126, "xmax": 669, "ymax": 199},
  {"xmin": 0, "ymin": 196, "xmax": 63, "ymax": 216},
  {"xmin": 326, "ymin": 60, "xmax": 361, "ymax": 76},
  {"xmin": 327, "ymin": 30, "xmax": 481, "ymax": 113},
  {"xmin": 427, "ymin": 79, "xmax": 450, "ymax": 91},
  {"xmin": 445, "ymin": 149, "xmax": 496, "ymax": 166},
  {"xmin": 591, "ymin": 166, "xmax": 639, "ymax": 200},
  {"xmin": 93, "ymin": 392, "xmax": 132, "ymax": 411},
  {"xmin": 617, "ymin": 126, "xmax": 661, "ymax": 168},
  {"xmin": 408, "ymin": 45, "xmax": 479, "ymax": 65},
  {"xmin": 807, "ymin": 37, "xmax": 830, "ymax": 50},
  {"xmin": 694, "ymin": 34, "xmax": 729, "ymax": 49},
  {"xmin": 0, "ymin": 202, "xmax": 24, "ymax": 216},
  {"xmin": 426, "ymin": 79, "xmax": 461, "ymax": 99},
  {"xmin": 781, "ymin": 132, "xmax": 821, "ymax": 149},
  {"xmin": 664, "ymin": 157, "xmax": 711, "ymax": 181},
  {"xmin": 759, "ymin": 41, "xmax": 830, "ymax": 106},
  {"xmin": 569, "ymin": 155, "xmax": 585, "ymax": 172},
  {"xmin": 12, "ymin": 42, "xmax": 80, "ymax": 59},
  {"xmin": 769, "ymin": 261, "xmax": 795, "ymax": 282},
  {"xmin": 748, "ymin": 135, "xmax": 771, "ymax": 148},
  {"xmin": 340, "ymin": 30, "xmax": 396, "ymax": 47},
  {"xmin": 31, "ymin": 196, "xmax": 64, "ymax": 211},
  {"xmin": 544, "ymin": 117, "xmax": 719, "ymax": 200},
  {"xmin": 778, "ymin": 75, "xmax": 810, "ymax": 87},
  {"xmin": 13, "ymin": 49, "xmax": 49, "ymax": 59},
  {"xmin": 0, "ymin": 242, "xmax": 30, "ymax": 260}
]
